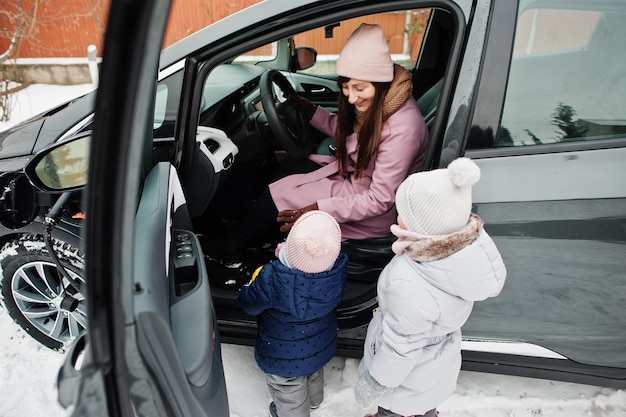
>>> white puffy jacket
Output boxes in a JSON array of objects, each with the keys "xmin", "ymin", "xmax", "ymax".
[{"xmin": 359, "ymin": 215, "xmax": 507, "ymax": 415}]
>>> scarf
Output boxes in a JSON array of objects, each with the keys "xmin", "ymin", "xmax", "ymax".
[
  {"xmin": 390, "ymin": 213, "xmax": 485, "ymax": 262},
  {"xmin": 383, "ymin": 63, "xmax": 413, "ymax": 121}
]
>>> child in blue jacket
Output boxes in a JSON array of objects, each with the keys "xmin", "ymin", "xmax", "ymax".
[{"xmin": 238, "ymin": 210, "xmax": 348, "ymax": 417}]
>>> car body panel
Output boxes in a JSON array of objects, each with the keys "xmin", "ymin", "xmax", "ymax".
[
  {"xmin": 0, "ymin": 120, "xmax": 43, "ymax": 159},
  {"xmin": 32, "ymin": 93, "xmax": 96, "ymax": 153},
  {"xmin": 466, "ymin": 147, "xmax": 626, "ymax": 368}
]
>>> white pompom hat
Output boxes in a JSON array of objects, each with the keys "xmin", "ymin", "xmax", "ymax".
[
  {"xmin": 395, "ymin": 157, "xmax": 481, "ymax": 235},
  {"xmin": 285, "ymin": 210, "xmax": 342, "ymax": 273}
]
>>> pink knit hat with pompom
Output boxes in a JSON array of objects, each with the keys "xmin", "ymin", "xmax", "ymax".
[{"xmin": 285, "ymin": 210, "xmax": 342, "ymax": 273}]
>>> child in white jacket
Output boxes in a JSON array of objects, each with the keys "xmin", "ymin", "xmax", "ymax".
[{"xmin": 354, "ymin": 157, "xmax": 507, "ymax": 417}]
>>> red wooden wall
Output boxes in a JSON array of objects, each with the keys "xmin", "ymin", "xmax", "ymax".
[
  {"xmin": 0, "ymin": 1, "xmax": 427, "ymax": 60},
  {"xmin": 0, "ymin": 0, "xmax": 109, "ymax": 58}
]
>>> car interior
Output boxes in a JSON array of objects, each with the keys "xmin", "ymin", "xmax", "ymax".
[{"xmin": 159, "ymin": 7, "xmax": 459, "ymax": 335}]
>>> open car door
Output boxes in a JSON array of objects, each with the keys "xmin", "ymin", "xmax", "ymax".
[{"xmin": 37, "ymin": 0, "xmax": 230, "ymax": 416}]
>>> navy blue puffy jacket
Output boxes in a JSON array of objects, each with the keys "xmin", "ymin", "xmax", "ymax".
[{"xmin": 238, "ymin": 253, "xmax": 348, "ymax": 377}]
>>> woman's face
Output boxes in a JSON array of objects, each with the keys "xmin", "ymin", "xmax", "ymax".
[{"xmin": 341, "ymin": 79, "xmax": 376, "ymax": 112}]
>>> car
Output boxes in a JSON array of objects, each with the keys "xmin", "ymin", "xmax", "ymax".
[
  {"xmin": 0, "ymin": 38, "xmax": 336, "ymax": 351},
  {"xmin": 4, "ymin": 0, "xmax": 626, "ymax": 414}
]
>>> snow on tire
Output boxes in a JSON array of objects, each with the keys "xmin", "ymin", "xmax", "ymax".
[{"xmin": 0, "ymin": 235, "xmax": 85, "ymax": 351}]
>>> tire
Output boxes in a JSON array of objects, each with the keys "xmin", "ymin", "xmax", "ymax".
[{"xmin": 0, "ymin": 235, "xmax": 86, "ymax": 351}]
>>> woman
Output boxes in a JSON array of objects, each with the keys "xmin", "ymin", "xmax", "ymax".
[{"xmin": 205, "ymin": 23, "xmax": 428, "ymax": 266}]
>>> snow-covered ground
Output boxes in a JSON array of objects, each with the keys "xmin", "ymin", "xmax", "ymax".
[{"xmin": 1, "ymin": 84, "xmax": 625, "ymax": 417}]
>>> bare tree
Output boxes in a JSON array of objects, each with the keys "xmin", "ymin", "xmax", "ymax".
[
  {"xmin": 1, "ymin": 0, "xmax": 39, "ymax": 121},
  {"xmin": 78, "ymin": 0, "xmax": 108, "ymax": 36}
]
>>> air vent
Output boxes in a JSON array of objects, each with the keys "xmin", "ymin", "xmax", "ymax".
[{"xmin": 205, "ymin": 139, "xmax": 220, "ymax": 153}]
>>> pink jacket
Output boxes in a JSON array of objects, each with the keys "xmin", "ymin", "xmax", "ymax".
[{"xmin": 269, "ymin": 98, "xmax": 428, "ymax": 240}]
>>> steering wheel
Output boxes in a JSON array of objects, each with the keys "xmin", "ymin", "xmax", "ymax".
[{"xmin": 259, "ymin": 70, "xmax": 312, "ymax": 159}]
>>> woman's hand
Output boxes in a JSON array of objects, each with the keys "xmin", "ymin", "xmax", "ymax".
[
  {"xmin": 277, "ymin": 203, "xmax": 319, "ymax": 233},
  {"xmin": 292, "ymin": 94, "xmax": 317, "ymax": 120}
]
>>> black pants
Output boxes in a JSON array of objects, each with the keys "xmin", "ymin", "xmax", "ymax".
[{"xmin": 228, "ymin": 157, "xmax": 321, "ymax": 244}]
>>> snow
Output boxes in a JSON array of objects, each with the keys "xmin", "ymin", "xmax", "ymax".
[{"xmin": 1, "ymin": 84, "xmax": 626, "ymax": 417}]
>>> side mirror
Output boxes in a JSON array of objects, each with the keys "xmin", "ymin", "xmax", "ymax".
[
  {"xmin": 294, "ymin": 47, "xmax": 317, "ymax": 70},
  {"xmin": 25, "ymin": 132, "xmax": 90, "ymax": 192}
]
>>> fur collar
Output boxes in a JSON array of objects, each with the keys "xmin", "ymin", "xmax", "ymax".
[{"xmin": 390, "ymin": 213, "xmax": 484, "ymax": 262}]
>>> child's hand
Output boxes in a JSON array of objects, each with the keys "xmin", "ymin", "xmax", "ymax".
[{"xmin": 354, "ymin": 371, "xmax": 387, "ymax": 408}]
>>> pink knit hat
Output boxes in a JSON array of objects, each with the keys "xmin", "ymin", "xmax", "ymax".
[
  {"xmin": 285, "ymin": 210, "xmax": 342, "ymax": 274},
  {"xmin": 336, "ymin": 23, "xmax": 394, "ymax": 82}
]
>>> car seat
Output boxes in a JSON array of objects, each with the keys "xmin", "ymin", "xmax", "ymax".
[{"xmin": 417, "ymin": 78, "xmax": 442, "ymax": 131}]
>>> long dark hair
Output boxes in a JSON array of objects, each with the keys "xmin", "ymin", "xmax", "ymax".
[{"xmin": 335, "ymin": 76, "xmax": 392, "ymax": 179}]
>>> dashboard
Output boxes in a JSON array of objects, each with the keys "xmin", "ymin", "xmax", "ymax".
[{"xmin": 199, "ymin": 64, "xmax": 267, "ymax": 136}]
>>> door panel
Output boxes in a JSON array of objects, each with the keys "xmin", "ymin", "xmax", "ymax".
[
  {"xmin": 133, "ymin": 162, "xmax": 228, "ymax": 415},
  {"xmin": 464, "ymin": 148, "xmax": 626, "ymax": 369}
]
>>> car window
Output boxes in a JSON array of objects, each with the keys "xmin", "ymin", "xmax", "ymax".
[
  {"xmin": 153, "ymin": 83, "xmax": 168, "ymax": 129},
  {"xmin": 230, "ymin": 10, "xmax": 431, "ymax": 76},
  {"xmin": 293, "ymin": 10, "xmax": 432, "ymax": 76},
  {"xmin": 77, "ymin": 68, "xmax": 180, "ymax": 137},
  {"xmin": 496, "ymin": 2, "xmax": 626, "ymax": 147},
  {"xmin": 233, "ymin": 42, "xmax": 279, "ymax": 66},
  {"xmin": 153, "ymin": 69, "xmax": 184, "ymax": 138}
]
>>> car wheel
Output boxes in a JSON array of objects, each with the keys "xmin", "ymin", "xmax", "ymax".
[{"xmin": 0, "ymin": 235, "xmax": 86, "ymax": 351}]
